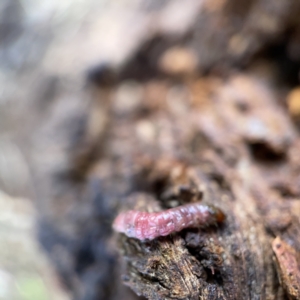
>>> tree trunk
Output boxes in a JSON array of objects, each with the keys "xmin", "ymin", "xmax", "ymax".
[{"xmin": 12, "ymin": 0, "xmax": 300, "ymax": 299}]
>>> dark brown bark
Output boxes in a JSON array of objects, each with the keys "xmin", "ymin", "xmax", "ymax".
[
  {"xmin": 31, "ymin": 70, "xmax": 300, "ymax": 299},
  {"xmin": 106, "ymin": 73, "xmax": 300, "ymax": 300},
  {"xmin": 3, "ymin": 0, "xmax": 300, "ymax": 299}
]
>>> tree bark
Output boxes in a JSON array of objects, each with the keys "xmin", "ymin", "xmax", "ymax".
[{"xmin": 17, "ymin": 0, "xmax": 300, "ymax": 299}]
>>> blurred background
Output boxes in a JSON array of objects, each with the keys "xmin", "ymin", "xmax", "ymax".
[
  {"xmin": 0, "ymin": 1, "xmax": 150, "ymax": 299},
  {"xmin": 1, "ymin": 1, "xmax": 197, "ymax": 298},
  {"xmin": 1, "ymin": 0, "xmax": 300, "ymax": 299}
]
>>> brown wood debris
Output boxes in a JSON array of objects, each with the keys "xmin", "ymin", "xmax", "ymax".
[
  {"xmin": 5, "ymin": 0, "xmax": 300, "ymax": 299},
  {"xmin": 273, "ymin": 237, "xmax": 300, "ymax": 300},
  {"xmin": 29, "ymin": 69, "xmax": 300, "ymax": 299}
]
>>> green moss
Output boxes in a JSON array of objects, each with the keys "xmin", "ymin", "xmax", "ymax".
[{"xmin": 16, "ymin": 275, "xmax": 50, "ymax": 300}]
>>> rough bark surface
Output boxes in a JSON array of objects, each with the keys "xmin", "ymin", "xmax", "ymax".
[
  {"xmin": 105, "ymin": 73, "xmax": 300, "ymax": 300},
  {"xmin": 2, "ymin": 0, "xmax": 300, "ymax": 299},
  {"xmin": 31, "ymin": 71, "xmax": 300, "ymax": 299}
]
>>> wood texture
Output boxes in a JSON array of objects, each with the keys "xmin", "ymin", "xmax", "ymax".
[{"xmin": 7, "ymin": 0, "xmax": 300, "ymax": 299}]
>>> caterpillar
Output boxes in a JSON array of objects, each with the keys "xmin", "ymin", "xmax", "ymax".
[{"xmin": 113, "ymin": 202, "xmax": 225, "ymax": 241}]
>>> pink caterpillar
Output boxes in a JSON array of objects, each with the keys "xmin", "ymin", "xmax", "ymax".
[{"xmin": 113, "ymin": 202, "xmax": 225, "ymax": 241}]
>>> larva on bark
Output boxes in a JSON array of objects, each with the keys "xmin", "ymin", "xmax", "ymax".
[{"xmin": 112, "ymin": 202, "xmax": 225, "ymax": 241}]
